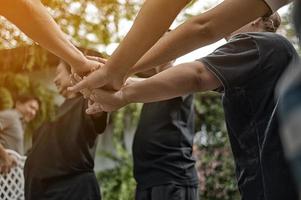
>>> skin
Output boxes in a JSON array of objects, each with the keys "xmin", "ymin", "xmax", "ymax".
[
  {"xmin": 54, "ymin": 61, "xmax": 104, "ymax": 115},
  {"xmin": 86, "ymin": 57, "xmax": 175, "ymax": 114},
  {"xmin": 68, "ymin": 0, "xmax": 271, "ymax": 93},
  {"xmin": 15, "ymin": 99, "xmax": 39, "ymax": 123},
  {"xmin": 0, "ymin": 144, "xmax": 16, "ymax": 174},
  {"xmin": 87, "ymin": 16, "xmax": 276, "ymax": 113},
  {"xmin": 0, "ymin": 0, "xmax": 100, "ymax": 75}
]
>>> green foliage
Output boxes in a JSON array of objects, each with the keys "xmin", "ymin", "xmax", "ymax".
[
  {"xmin": 279, "ymin": 4, "xmax": 301, "ymax": 54},
  {"xmin": 97, "ymin": 104, "xmax": 142, "ymax": 200},
  {"xmin": 194, "ymin": 92, "xmax": 240, "ymax": 200},
  {"xmin": 0, "ymin": 87, "xmax": 14, "ymax": 110},
  {"xmin": 0, "ymin": 0, "xmax": 141, "ymax": 50}
]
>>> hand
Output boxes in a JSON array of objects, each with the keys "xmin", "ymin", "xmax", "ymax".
[
  {"xmin": 86, "ymin": 88, "xmax": 128, "ymax": 114},
  {"xmin": 70, "ymin": 73, "xmax": 94, "ymax": 99},
  {"xmin": 124, "ymin": 77, "xmax": 145, "ymax": 86},
  {"xmin": 71, "ymin": 57, "xmax": 103, "ymax": 77},
  {"xmin": 68, "ymin": 57, "xmax": 126, "ymax": 93},
  {"xmin": 0, "ymin": 152, "xmax": 17, "ymax": 174},
  {"xmin": 85, "ymin": 77, "xmax": 145, "ymax": 114}
]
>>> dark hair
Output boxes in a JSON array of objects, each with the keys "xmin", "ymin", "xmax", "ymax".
[
  {"xmin": 262, "ymin": 12, "xmax": 281, "ymax": 32},
  {"xmin": 14, "ymin": 94, "xmax": 39, "ymax": 104}
]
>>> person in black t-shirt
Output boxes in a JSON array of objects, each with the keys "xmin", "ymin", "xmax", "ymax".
[
  {"xmin": 24, "ymin": 61, "xmax": 108, "ymax": 200},
  {"xmin": 130, "ymin": 64, "xmax": 199, "ymax": 200},
  {"xmin": 89, "ymin": 13, "xmax": 299, "ymax": 200}
]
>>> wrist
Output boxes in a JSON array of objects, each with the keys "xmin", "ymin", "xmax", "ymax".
[
  {"xmin": 69, "ymin": 53, "xmax": 87, "ymax": 72},
  {"xmin": 120, "ymin": 85, "xmax": 134, "ymax": 104}
]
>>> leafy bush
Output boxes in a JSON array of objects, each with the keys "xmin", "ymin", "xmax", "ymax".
[
  {"xmin": 97, "ymin": 104, "xmax": 141, "ymax": 200},
  {"xmin": 194, "ymin": 92, "xmax": 240, "ymax": 200}
]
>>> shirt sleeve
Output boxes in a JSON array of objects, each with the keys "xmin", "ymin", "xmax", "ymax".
[
  {"xmin": 264, "ymin": 0, "xmax": 292, "ymax": 12},
  {"xmin": 0, "ymin": 110, "xmax": 21, "ymax": 131},
  {"xmin": 198, "ymin": 34, "xmax": 260, "ymax": 91},
  {"xmin": 90, "ymin": 112, "xmax": 109, "ymax": 135}
]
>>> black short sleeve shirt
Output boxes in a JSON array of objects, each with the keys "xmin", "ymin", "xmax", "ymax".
[{"xmin": 199, "ymin": 32, "xmax": 298, "ymax": 200}]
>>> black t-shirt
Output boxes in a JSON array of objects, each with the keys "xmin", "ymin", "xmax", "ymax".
[
  {"xmin": 133, "ymin": 95, "xmax": 198, "ymax": 190},
  {"xmin": 200, "ymin": 32, "xmax": 298, "ymax": 200},
  {"xmin": 24, "ymin": 97, "xmax": 107, "ymax": 200}
]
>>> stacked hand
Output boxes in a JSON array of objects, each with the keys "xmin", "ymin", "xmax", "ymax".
[{"xmin": 68, "ymin": 56, "xmax": 137, "ymax": 114}]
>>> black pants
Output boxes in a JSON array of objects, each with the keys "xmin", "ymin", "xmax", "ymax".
[
  {"xmin": 135, "ymin": 184, "xmax": 199, "ymax": 200},
  {"xmin": 25, "ymin": 173, "xmax": 101, "ymax": 200}
]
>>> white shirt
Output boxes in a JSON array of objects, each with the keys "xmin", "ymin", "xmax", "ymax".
[{"xmin": 264, "ymin": 0, "xmax": 293, "ymax": 12}]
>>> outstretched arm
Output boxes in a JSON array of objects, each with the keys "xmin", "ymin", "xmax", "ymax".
[
  {"xmin": 68, "ymin": 0, "xmax": 191, "ymax": 92},
  {"xmin": 88, "ymin": 61, "xmax": 220, "ymax": 112},
  {"xmin": 68, "ymin": 0, "xmax": 272, "ymax": 92},
  {"xmin": 130, "ymin": 0, "xmax": 270, "ymax": 74},
  {"xmin": 123, "ymin": 61, "xmax": 220, "ymax": 103},
  {"xmin": 0, "ymin": 0, "xmax": 98, "ymax": 74}
]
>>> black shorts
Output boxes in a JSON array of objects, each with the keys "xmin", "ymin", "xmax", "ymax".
[{"xmin": 135, "ymin": 184, "xmax": 199, "ymax": 200}]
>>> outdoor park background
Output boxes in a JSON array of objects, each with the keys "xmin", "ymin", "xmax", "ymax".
[{"xmin": 0, "ymin": 0, "xmax": 300, "ymax": 199}]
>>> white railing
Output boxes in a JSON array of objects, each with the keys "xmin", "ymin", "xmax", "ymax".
[{"xmin": 0, "ymin": 149, "xmax": 26, "ymax": 200}]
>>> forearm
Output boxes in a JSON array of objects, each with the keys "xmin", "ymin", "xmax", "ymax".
[
  {"xmin": 104, "ymin": 0, "xmax": 190, "ymax": 78},
  {"xmin": 0, "ymin": 0, "xmax": 86, "ymax": 69},
  {"xmin": 131, "ymin": 0, "xmax": 270, "ymax": 74},
  {"xmin": 123, "ymin": 61, "xmax": 216, "ymax": 103}
]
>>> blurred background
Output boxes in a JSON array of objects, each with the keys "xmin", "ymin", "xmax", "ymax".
[{"xmin": 0, "ymin": 0, "xmax": 299, "ymax": 199}]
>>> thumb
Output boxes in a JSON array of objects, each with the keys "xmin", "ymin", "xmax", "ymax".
[
  {"xmin": 68, "ymin": 70, "xmax": 107, "ymax": 93},
  {"xmin": 68, "ymin": 77, "xmax": 90, "ymax": 93}
]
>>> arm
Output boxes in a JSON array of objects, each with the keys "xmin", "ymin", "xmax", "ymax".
[
  {"xmin": 69, "ymin": 0, "xmax": 271, "ymax": 92},
  {"xmin": 68, "ymin": 0, "xmax": 190, "ymax": 92},
  {"xmin": 135, "ymin": 60, "xmax": 174, "ymax": 78},
  {"xmin": 0, "ymin": 144, "xmax": 16, "ymax": 174},
  {"xmin": 88, "ymin": 61, "xmax": 220, "ymax": 113},
  {"xmin": 124, "ymin": 61, "xmax": 220, "ymax": 103},
  {"xmin": 130, "ymin": 0, "xmax": 270, "ymax": 74},
  {"xmin": 0, "ymin": 0, "xmax": 98, "ymax": 74}
]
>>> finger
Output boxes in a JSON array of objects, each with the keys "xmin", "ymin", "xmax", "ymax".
[
  {"xmin": 86, "ymin": 56, "xmax": 107, "ymax": 64},
  {"xmin": 68, "ymin": 71, "xmax": 107, "ymax": 93},
  {"xmin": 90, "ymin": 89, "xmax": 112, "ymax": 103},
  {"xmin": 82, "ymin": 89, "xmax": 92, "ymax": 99},
  {"xmin": 91, "ymin": 65, "xmax": 101, "ymax": 72},
  {"xmin": 88, "ymin": 99, "xmax": 94, "ymax": 107},
  {"xmin": 73, "ymin": 73, "xmax": 83, "ymax": 83},
  {"xmin": 12, "ymin": 158, "xmax": 17, "ymax": 167},
  {"xmin": 86, "ymin": 103, "xmax": 103, "ymax": 115},
  {"xmin": 67, "ymin": 78, "xmax": 89, "ymax": 93}
]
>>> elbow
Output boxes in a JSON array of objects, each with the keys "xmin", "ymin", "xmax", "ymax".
[
  {"xmin": 185, "ymin": 61, "xmax": 207, "ymax": 92},
  {"xmin": 193, "ymin": 63, "xmax": 206, "ymax": 91},
  {"xmin": 188, "ymin": 17, "xmax": 221, "ymax": 45}
]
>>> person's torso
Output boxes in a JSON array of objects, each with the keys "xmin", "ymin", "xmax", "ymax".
[
  {"xmin": 223, "ymin": 32, "xmax": 298, "ymax": 199},
  {"xmin": 133, "ymin": 95, "xmax": 198, "ymax": 189},
  {"xmin": 24, "ymin": 97, "xmax": 99, "ymax": 181}
]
